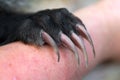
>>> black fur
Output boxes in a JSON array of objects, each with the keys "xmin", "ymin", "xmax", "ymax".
[{"xmin": 0, "ymin": 8, "xmax": 83, "ymax": 46}]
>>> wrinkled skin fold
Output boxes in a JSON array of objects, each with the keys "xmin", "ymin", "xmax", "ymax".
[{"xmin": 0, "ymin": 8, "xmax": 95, "ymax": 67}]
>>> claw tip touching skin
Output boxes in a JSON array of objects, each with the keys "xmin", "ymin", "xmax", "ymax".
[
  {"xmin": 76, "ymin": 24, "xmax": 96, "ymax": 58},
  {"xmin": 70, "ymin": 31, "xmax": 88, "ymax": 67},
  {"xmin": 41, "ymin": 30, "xmax": 60, "ymax": 62},
  {"xmin": 60, "ymin": 32, "xmax": 80, "ymax": 64}
]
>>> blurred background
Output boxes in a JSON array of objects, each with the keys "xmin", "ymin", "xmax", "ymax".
[
  {"xmin": 0, "ymin": 0, "xmax": 98, "ymax": 13},
  {"xmin": 1, "ymin": 0, "xmax": 120, "ymax": 80}
]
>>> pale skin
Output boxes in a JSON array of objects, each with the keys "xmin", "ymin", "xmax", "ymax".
[{"xmin": 0, "ymin": 0, "xmax": 120, "ymax": 80}]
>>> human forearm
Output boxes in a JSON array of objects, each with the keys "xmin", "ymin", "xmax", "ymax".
[{"xmin": 0, "ymin": 0, "xmax": 120, "ymax": 80}]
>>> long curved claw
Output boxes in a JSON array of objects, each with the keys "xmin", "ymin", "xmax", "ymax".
[
  {"xmin": 76, "ymin": 24, "xmax": 95, "ymax": 57},
  {"xmin": 70, "ymin": 31, "xmax": 88, "ymax": 67},
  {"xmin": 41, "ymin": 30, "xmax": 60, "ymax": 62},
  {"xmin": 60, "ymin": 32, "xmax": 80, "ymax": 64}
]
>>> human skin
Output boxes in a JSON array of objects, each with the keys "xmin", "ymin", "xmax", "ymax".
[{"xmin": 0, "ymin": 0, "xmax": 120, "ymax": 80}]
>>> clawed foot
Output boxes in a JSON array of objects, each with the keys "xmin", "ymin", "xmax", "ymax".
[{"xmin": 1, "ymin": 8, "xmax": 95, "ymax": 67}]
